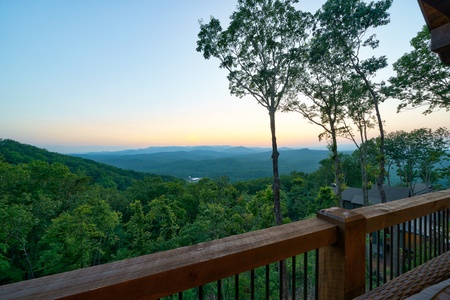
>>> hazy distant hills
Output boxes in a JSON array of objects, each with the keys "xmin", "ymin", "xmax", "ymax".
[
  {"xmin": 75, "ymin": 146, "xmax": 332, "ymax": 181},
  {"xmin": 0, "ymin": 139, "xmax": 172, "ymax": 190},
  {"xmin": 81, "ymin": 145, "xmax": 263, "ymax": 157}
]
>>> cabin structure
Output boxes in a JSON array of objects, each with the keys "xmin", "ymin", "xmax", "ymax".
[
  {"xmin": 340, "ymin": 184, "xmax": 433, "ymax": 210},
  {"xmin": 418, "ymin": 0, "xmax": 450, "ymax": 64},
  {"xmin": 340, "ymin": 186, "xmax": 410, "ymax": 209}
]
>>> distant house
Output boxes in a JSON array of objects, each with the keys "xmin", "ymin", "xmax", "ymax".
[
  {"xmin": 418, "ymin": 0, "xmax": 450, "ymax": 65},
  {"xmin": 340, "ymin": 184, "xmax": 434, "ymax": 209},
  {"xmin": 340, "ymin": 183, "xmax": 436, "ymax": 256},
  {"xmin": 188, "ymin": 176, "xmax": 202, "ymax": 183}
]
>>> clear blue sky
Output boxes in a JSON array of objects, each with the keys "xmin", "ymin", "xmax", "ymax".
[{"xmin": 1, "ymin": 0, "xmax": 448, "ymax": 153}]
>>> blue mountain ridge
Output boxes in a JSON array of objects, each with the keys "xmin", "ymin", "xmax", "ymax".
[{"xmin": 74, "ymin": 146, "xmax": 335, "ymax": 182}]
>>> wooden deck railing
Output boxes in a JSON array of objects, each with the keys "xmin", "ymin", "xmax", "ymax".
[{"xmin": 1, "ymin": 189, "xmax": 450, "ymax": 300}]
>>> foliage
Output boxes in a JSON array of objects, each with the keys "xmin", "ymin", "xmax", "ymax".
[
  {"xmin": 0, "ymin": 139, "xmax": 338, "ymax": 285},
  {"xmin": 385, "ymin": 127, "xmax": 450, "ymax": 192},
  {"xmin": 196, "ymin": 0, "xmax": 311, "ymax": 105},
  {"xmin": 284, "ymin": 23, "xmax": 356, "ymax": 205},
  {"xmin": 1, "ymin": 132, "xmax": 448, "ymax": 287},
  {"xmin": 1, "ymin": 0, "xmax": 450, "ymax": 292},
  {"xmin": 0, "ymin": 200, "xmax": 35, "ymax": 282},
  {"xmin": 314, "ymin": 0, "xmax": 393, "ymax": 203},
  {"xmin": 314, "ymin": 186, "xmax": 339, "ymax": 211},
  {"xmin": 0, "ymin": 139, "xmax": 157, "ymax": 190},
  {"xmin": 388, "ymin": 26, "xmax": 450, "ymax": 114},
  {"xmin": 36, "ymin": 201, "xmax": 120, "ymax": 275},
  {"xmin": 197, "ymin": 0, "xmax": 313, "ymax": 226}
]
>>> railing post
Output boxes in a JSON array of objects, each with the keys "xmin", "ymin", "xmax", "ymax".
[{"xmin": 317, "ymin": 207, "xmax": 366, "ymax": 300}]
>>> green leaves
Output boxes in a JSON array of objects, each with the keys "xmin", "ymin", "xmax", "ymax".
[
  {"xmin": 385, "ymin": 127, "xmax": 450, "ymax": 191},
  {"xmin": 388, "ymin": 26, "xmax": 450, "ymax": 114},
  {"xmin": 36, "ymin": 201, "xmax": 120, "ymax": 275},
  {"xmin": 197, "ymin": 0, "xmax": 312, "ymax": 108},
  {"xmin": 0, "ymin": 201, "xmax": 35, "ymax": 282},
  {"xmin": 196, "ymin": 17, "xmax": 222, "ymax": 60}
]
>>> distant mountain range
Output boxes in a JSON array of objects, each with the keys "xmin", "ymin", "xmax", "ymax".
[
  {"xmin": 74, "ymin": 146, "xmax": 334, "ymax": 181},
  {"xmin": 0, "ymin": 139, "xmax": 169, "ymax": 190}
]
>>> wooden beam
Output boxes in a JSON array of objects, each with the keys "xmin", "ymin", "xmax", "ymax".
[
  {"xmin": 0, "ymin": 218, "xmax": 337, "ymax": 300},
  {"xmin": 422, "ymin": 0, "xmax": 450, "ymax": 16},
  {"xmin": 438, "ymin": 49, "xmax": 450, "ymax": 64},
  {"xmin": 432, "ymin": 23, "xmax": 450, "ymax": 64},
  {"xmin": 354, "ymin": 190, "xmax": 450, "ymax": 234},
  {"xmin": 317, "ymin": 208, "xmax": 366, "ymax": 300},
  {"xmin": 418, "ymin": 0, "xmax": 449, "ymax": 29},
  {"xmin": 418, "ymin": 1, "xmax": 450, "ymax": 64},
  {"xmin": 431, "ymin": 23, "xmax": 450, "ymax": 51}
]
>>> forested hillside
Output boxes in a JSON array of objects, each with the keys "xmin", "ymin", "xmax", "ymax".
[
  {"xmin": 0, "ymin": 139, "xmax": 175, "ymax": 190},
  {"xmin": 0, "ymin": 139, "xmax": 336, "ymax": 287}
]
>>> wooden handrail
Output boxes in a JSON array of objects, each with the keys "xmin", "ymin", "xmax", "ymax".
[
  {"xmin": 355, "ymin": 189, "xmax": 450, "ymax": 234},
  {"xmin": 0, "ymin": 217, "xmax": 337, "ymax": 300}
]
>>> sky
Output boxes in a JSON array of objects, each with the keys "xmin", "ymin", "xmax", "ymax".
[{"xmin": 1, "ymin": 0, "xmax": 448, "ymax": 154}]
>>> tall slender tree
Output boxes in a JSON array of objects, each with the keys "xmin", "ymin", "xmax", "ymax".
[
  {"xmin": 196, "ymin": 0, "xmax": 312, "ymax": 226},
  {"xmin": 314, "ymin": 0, "xmax": 393, "ymax": 202},
  {"xmin": 197, "ymin": 2, "xmax": 312, "ymax": 297},
  {"xmin": 284, "ymin": 35, "xmax": 352, "ymax": 206},
  {"xmin": 341, "ymin": 80, "xmax": 377, "ymax": 206}
]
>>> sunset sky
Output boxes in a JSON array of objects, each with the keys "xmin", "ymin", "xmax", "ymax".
[{"xmin": 1, "ymin": 1, "xmax": 448, "ymax": 153}]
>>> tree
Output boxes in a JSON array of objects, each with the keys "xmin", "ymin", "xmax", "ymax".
[
  {"xmin": 313, "ymin": 186, "xmax": 338, "ymax": 212},
  {"xmin": 314, "ymin": 0, "xmax": 393, "ymax": 203},
  {"xmin": 438, "ymin": 153, "xmax": 450, "ymax": 188},
  {"xmin": 246, "ymin": 186, "xmax": 277, "ymax": 229},
  {"xmin": 389, "ymin": 26, "xmax": 450, "ymax": 114},
  {"xmin": 281, "ymin": 172, "xmax": 316, "ymax": 220},
  {"xmin": 284, "ymin": 32, "xmax": 354, "ymax": 206},
  {"xmin": 124, "ymin": 200, "xmax": 152, "ymax": 257},
  {"xmin": 196, "ymin": 0, "xmax": 312, "ymax": 226},
  {"xmin": 385, "ymin": 127, "xmax": 450, "ymax": 194},
  {"xmin": 146, "ymin": 196, "xmax": 184, "ymax": 252},
  {"xmin": 0, "ymin": 201, "xmax": 35, "ymax": 283},
  {"xmin": 341, "ymin": 81, "xmax": 377, "ymax": 205},
  {"xmin": 36, "ymin": 200, "xmax": 120, "ymax": 275},
  {"xmin": 341, "ymin": 151, "xmax": 367, "ymax": 188}
]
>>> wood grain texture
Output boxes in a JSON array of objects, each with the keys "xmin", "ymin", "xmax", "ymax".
[
  {"xmin": 355, "ymin": 190, "xmax": 450, "ymax": 234},
  {"xmin": 317, "ymin": 208, "xmax": 366, "ymax": 300}
]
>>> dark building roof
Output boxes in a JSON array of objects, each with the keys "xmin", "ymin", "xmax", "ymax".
[
  {"xmin": 341, "ymin": 186, "xmax": 410, "ymax": 206},
  {"xmin": 418, "ymin": 0, "xmax": 450, "ymax": 65},
  {"xmin": 340, "ymin": 183, "xmax": 435, "ymax": 208}
]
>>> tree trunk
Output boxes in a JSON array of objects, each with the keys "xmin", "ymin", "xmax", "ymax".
[
  {"xmin": 22, "ymin": 242, "xmax": 34, "ymax": 279},
  {"xmin": 359, "ymin": 145, "xmax": 369, "ymax": 206},
  {"xmin": 386, "ymin": 162, "xmax": 392, "ymax": 186},
  {"xmin": 269, "ymin": 109, "xmax": 282, "ymax": 226},
  {"xmin": 330, "ymin": 128, "xmax": 343, "ymax": 207},
  {"xmin": 373, "ymin": 99, "xmax": 387, "ymax": 203},
  {"xmin": 352, "ymin": 61, "xmax": 387, "ymax": 203},
  {"xmin": 269, "ymin": 109, "xmax": 288, "ymax": 300}
]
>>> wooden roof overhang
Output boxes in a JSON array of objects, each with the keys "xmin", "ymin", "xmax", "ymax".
[{"xmin": 418, "ymin": 0, "xmax": 450, "ymax": 64}]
